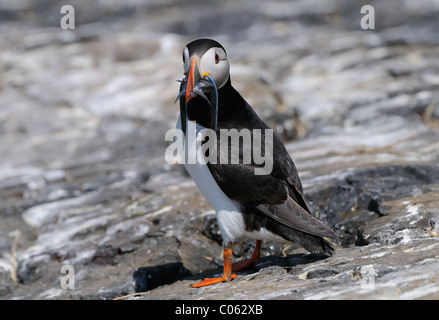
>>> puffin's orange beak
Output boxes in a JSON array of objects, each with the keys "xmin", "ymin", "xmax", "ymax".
[{"xmin": 185, "ymin": 56, "xmax": 202, "ymax": 103}]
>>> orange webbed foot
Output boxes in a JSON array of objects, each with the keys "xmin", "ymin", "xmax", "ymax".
[
  {"xmin": 191, "ymin": 247, "xmax": 238, "ymax": 288},
  {"xmin": 190, "ymin": 274, "xmax": 237, "ymax": 288}
]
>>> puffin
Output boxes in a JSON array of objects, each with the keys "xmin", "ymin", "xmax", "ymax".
[{"xmin": 174, "ymin": 38, "xmax": 336, "ymax": 288}]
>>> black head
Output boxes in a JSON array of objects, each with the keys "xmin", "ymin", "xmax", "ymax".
[
  {"xmin": 182, "ymin": 38, "xmax": 230, "ymax": 103},
  {"xmin": 177, "ymin": 39, "xmax": 230, "ymax": 135}
]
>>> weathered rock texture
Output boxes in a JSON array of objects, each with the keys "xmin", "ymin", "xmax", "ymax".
[{"xmin": 1, "ymin": 0, "xmax": 438, "ymax": 300}]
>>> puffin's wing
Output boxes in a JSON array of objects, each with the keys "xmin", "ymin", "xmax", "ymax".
[
  {"xmin": 208, "ymin": 161, "xmax": 336, "ymax": 239},
  {"xmin": 204, "ymin": 97, "xmax": 336, "ymax": 239},
  {"xmin": 255, "ymin": 199, "xmax": 337, "ymax": 239},
  {"xmin": 207, "ymin": 162, "xmax": 289, "ymax": 204},
  {"xmin": 207, "ymin": 155, "xmax": 336, "ymax": 240}
]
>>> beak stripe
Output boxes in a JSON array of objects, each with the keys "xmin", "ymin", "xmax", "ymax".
[{"xmin": 185, "ymin": 59, "xmax": 196, "ymax": 102}]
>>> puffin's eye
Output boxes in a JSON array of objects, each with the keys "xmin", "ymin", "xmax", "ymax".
[{"xmin": 215, "ymin": 53, "xmax": 220, "ymax": 64}]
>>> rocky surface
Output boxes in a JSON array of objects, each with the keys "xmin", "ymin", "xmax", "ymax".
[{"xmin": 1, "ymin": 0, "xmax": 439, "ymax": 300}]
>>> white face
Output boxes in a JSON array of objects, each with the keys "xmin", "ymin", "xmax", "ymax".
[{"xmin": 183, "ymin": 46, "xmax": 230, "ymax": 89}]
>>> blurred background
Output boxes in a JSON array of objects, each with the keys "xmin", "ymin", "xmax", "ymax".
[{"xmin": 1, "ymin": 0, "xmax": 439, "ymax": 299}]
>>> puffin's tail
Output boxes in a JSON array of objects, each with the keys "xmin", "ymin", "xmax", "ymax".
[
  {"xmin": 312, "ymin": 236, "xmax": 335, "ymax": 257},
  {"xmin": 284, "ymin": 228, "xmax": 335, "ymax": 257}
]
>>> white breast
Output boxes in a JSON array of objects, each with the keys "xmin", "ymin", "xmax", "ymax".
[{"xmin": 176, "ymin": 116, "xmax": 246, "ymax": 245}]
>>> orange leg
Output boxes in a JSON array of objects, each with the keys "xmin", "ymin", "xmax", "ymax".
[
  {"xmin": 190, "ymin": 247, "xmax": 237, "ymax": 288},
  {"xmin": 232, "ymin": 240, "xmax": 262, "ymax": 272}
]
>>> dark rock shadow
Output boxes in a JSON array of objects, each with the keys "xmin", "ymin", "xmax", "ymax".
[
  {"xmin": 252, "ymin": 253, "xmax": 327, "ymax": 272},
  {"xmin": 133, "ymin": 254, "xmax": 330, "ymax": 291},
  {"xmin": 133, "ymin": 262, "xmax": 191, "ymax": 292},
  {"xmin": 180, "ymin": 253, "xmax": 329, "ymax": 284}
]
